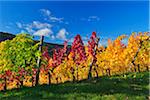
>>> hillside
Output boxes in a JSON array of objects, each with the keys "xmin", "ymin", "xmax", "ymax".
[
  {"xmin": 0, "ymin": 32, "xmax": 67, "ymax": 51},
  {"xmin": 0, "ymin": 32, "xmax": 16, "ymax": 42}
]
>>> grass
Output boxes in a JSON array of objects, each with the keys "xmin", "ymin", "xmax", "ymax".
[{"xmin": 0, "ymin": 71, "xmax": 149, "ymax": 100}]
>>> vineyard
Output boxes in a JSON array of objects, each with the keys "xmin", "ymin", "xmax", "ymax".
[{"xmin": 0, "ymin": 32, "xmax": 149, "ymax": 92}]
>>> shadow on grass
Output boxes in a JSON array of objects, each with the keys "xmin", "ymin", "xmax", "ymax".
[{"xmin": 0, "ymin": 72, "xmax": 149, "ymax": 100}]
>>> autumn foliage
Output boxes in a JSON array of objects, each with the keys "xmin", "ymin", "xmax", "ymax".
[{"xmin": 0, "ymin": 32, "xmax": 149, "ymax": 90}]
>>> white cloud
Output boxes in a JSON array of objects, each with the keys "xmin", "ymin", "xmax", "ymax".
[
  {"xmin": 25, "ymin": 27, "xmax": 35, "ymax": 33},
  {"xmin": 40, "ymin": 9, "xmax": 51, "ymax": 16},
  {"xmin": 33, "ymin": 28, "xmax": 53, "ymax": 36},
  {"xmin": 32, "ymin": 21, "xmax": 52, "ymax": 29},
  {"xmin": 89, "ymin": 16, "xmax": 99, "ymax": 19},
  {"xmin": 56, "ymin": 28, "xmax": 69, "ymax": 40},
  {"xmin": 16, "ymin": 9, "xmax": 69, "ymax": 40},
  {"xmin": 40, "ymin": 9, "xmax": 64, "ymax": 23},
  {"xmin": 51, "ymin": 35, "xmax": 55, "ymax": 39},
  {"xmin": 20, "ymin": 30, "xmax": 26, "ymax": 33},
  {"xmin": 81, "ymin": 16, "xmax": 100, "ymax": 22},
  {"xmin": 88, "ymin": 16, "xmax": 100, "ymax": 21},
  {"xmin": 24, "ymin": 21, "xmax": 52, "ymax": 30},
  {"xmin": 49, "ymin": 16, "xmax": 64, "ymax": 22},
  {"xmin": 16, "ymin": 21, "xmax": 53, "ymax": 36},
  {"xmin": 16, "ymin": 22, "xmax": 22, "ymax": 28},
  {"xmin": 5, "ymin": 26, "xmax": 11, "ymax": 29}
]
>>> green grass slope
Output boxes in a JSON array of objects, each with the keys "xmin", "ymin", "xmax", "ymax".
[{"xmin": 0, "ymin": 71, "xmax": 149, "ymax": 100}]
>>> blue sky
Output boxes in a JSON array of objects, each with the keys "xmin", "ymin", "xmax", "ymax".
[{"xmin": 0, "ymin": 1, "xmax": 149, "ymax": 45}]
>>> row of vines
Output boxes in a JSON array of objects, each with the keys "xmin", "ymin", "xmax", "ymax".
[{"xmin": 0, "ymin": 32, "xmax": 149, "ymax": 91}]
